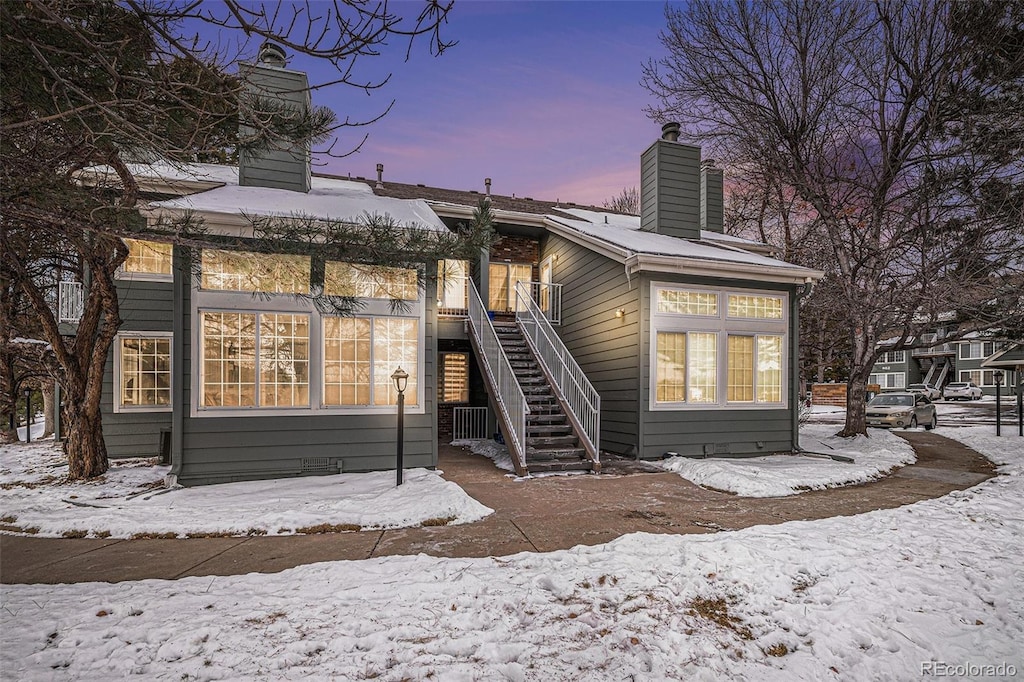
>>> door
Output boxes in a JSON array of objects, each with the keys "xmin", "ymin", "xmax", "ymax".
[{"xmin": 539, "ymin": 256, "xmax": 553, "ymax": 317}]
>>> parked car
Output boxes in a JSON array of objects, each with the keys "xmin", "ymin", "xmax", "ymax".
[
  {"xmin": 906, "ymin": 383, "xmax": 941, "ymax": 401},
  {"xmin": 865, "ymin": 392, "xmax": 937, "ymax": 429},
  {"xmin": 942, "ymin": 381, "xmax": 983, "ymax": 401}
]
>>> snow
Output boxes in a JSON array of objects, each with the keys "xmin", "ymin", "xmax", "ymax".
[
  {"xmin": 547, "ymin": 209, "xmax": 819, "ymax": 274},
  {"xmin": 656, "ymin": 424, "xmax": 917, "ymax": 497},
  {"xmin": 0, "ymin": 443, "xmax": 492, "ymax": 538},
  {"xmin": 2, "ymin": 428, "xmax": 1022, "ymax": 679},
  {"xmin": 453, "ymin": 438, "xmax": 517, "ymax": 472}
]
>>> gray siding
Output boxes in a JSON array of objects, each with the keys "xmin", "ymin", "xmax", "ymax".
[
  {"xmin": 638, "ymin": 273, "xmax": 797, "ymax": 459},
  {"xmin": 700, "ymin": 166, "xmax": 724, "ymax": 232},
  {"xmin": 542, "ymin": 235, "xmax": 641, "ymax": 456},
  {"xmin": 101, "ymin": 279, "xmax": 174, "ymax": 459},
  {"xmin": 639, "ymin": 139, "xmax": 702, "ymax": 240},
  {"xmin": 176, "ymin": 266, "xmax": 438, "ymax": 486},
  {"xmin": 238, "ymin": 63, "xmax": 312, "ymax": 193}
]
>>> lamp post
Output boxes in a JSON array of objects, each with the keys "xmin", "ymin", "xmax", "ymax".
[
  {"xmin": 392, "ymin": 367, "xmax": 409, "ymax": 486},
  {"xmin": 1017, "ymin": 371, "xmax": 1023, "ymax": 437},
  {"xmin": 994, "ymin": 370, "xmax": 1004, "ymax": 436},
  {"xmin": 23, "ymin": 388, "xmax": 32, "ymax": 444}
]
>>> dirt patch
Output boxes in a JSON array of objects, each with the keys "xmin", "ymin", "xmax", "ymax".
[
  {"xmin": 296, "ymin": 523, "xmax": 361, "ymax": 534},
  {"xmin": 686, "ymin": 596, "xmax": 753, "ymax": 640}
]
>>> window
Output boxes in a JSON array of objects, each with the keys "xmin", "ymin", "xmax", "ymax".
[
  {"xmin": 489, "ymin": 262, "xmax": 532, "ymax": 312},
  {"xmin": 323, "ymin": 317, "xmax": 418, "ymax": 406},
  {"xmin": 652, "ymin": 284, "xmax": 788, "ymax": 408},
  {"xmin": 439, "ymin": 352, "xmax": 470, "ymax": 403},
  {"xmin": 324, "ymin": 262, "xmax": 418, "ymax": 300},
  {"xmin": 727, "ymin": 294, "xmax": 783, "ymax": 320},
  {"xmin": 877, "ymin": 350, "xmax": 906, "ymax": 364},
  {"xmin": 868, "ymin": 372, "xmax": 906, "ymax": 389},
  {"xmin": 201, "ymin": 249, "xmax": 310, "ymax": 294},
  {"xmin": 120, "ymin": 239, "xmax": 172, "ymax": 279},
  {"xmin": 200, "ymin": 312, "xmax": 309, "ymax": 408},
  {"xmin": 657, "ymin": 289, "xmax": 718, "ymax": 316},
  {"xmin": 116, "ymin": 334, "xmax": 171, "ymax": 411},
  {"xmin": 960, "ymin": 341, "xmax": 996, "ymax": 360},
  {"xmin": 960, "ymin": 369, "xmax": 997, "ymax": 387},
  {"xmin": 438, "ymin": 260, "xmax": 470, "ymax": 314}
]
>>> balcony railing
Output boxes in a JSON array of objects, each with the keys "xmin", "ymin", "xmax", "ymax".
[
  {"xmin": 515, "ymin": 281, "xmax": 600, "ymax": 463},
  {"xmin": 58, "ymin": 281, "xmax": 84, "ymax": 323},
  {"xmin": 528, "ymin": 281, "xmax": 562, "ymax": 325},
  {"xmin": 912, "ymin": 343, "xmax": 954, "ymax": 357},
  {"xmin": 438, "ymin": 274, "xmax": 469, "ymax": 318}
]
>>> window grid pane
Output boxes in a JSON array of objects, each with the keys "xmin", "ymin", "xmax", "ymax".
[
  {"xmin": 440, "ymin": 353, "xmax": 470, "ymax": 403},
  {"xmin": 324, "ymin": 317, "xmax": 372, "ymax": 405},
  {"xmin": 656, "ymin": 332, "xmax": 686, "ymax": 402},
  {"xmin": 123, "ymin": 239, "xmax": 172, "ymax": 275},
  {"xmin": 688, "ymin": 332, "xmax": 718, "ymax": 403},
  {"xmin": 324, "ymin": 262, "xmax": 418, "ymax": 300},
  {"xmin": 120, "ymin": 337, "xmax": 171, "ymax": 406},
  {"xmin": 727, "ymin": 335, "xmax": 754, "ymax": 402},
  {"xmin": 201, "ymin": 250, "xmax": 310, "ymax": 294},
  {"xmin": 727, "ymin": 294, "xmax": 783, "ymax": 319},
  {"xmin": 201, "ymin": 312, "xmax": 257, "ymax": 407},
  {"xmin": 757, "ymin": 335, "xmax": 783, "ymax": 402},
  {"xmin": 259, "ymin": 314, "xmax": 310, "ymax": 407},
  {"xmin": 373, "ymin": 318, "xmax": 419, "ymax": 406},
  {"xmin": 657, "ymin": 290, "xmax": 718, "ymax": 315},
  {"xmin": 438, "ymin": 259, "xmax": 469, "ymax": 311},
  {"xmin": 488, "ymin": 263, "xmax": 533, "ymax": 311}
]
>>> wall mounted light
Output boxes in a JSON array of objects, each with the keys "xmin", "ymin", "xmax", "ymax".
[{"xmin": 615, "ymin": 308, "xmax": 626, "ymax": 318}]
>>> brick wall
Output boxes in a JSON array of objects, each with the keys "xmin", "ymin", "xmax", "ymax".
[
  {"xmin": 490, "ymin": 235, "xmax": 540, "ymax": 278},
  {"xmin": 811, "ymin": 383, "xmax": 882, "ymax": 406}
]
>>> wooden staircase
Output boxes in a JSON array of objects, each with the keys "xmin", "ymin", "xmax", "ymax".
[{"xmin": 493, "ymin": 322, "xmax": 595, "ymax": 474}]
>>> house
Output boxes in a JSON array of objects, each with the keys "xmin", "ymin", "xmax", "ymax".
[
  {"xmin": 60, "ymin": 48, "xmax": 823, "ymax": 485},
  {"xmin": 869, "ymin": 326, "xmax": 1019, "ymax": 397}
]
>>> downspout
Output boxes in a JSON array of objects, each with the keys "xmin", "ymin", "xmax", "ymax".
[{"xmin": 167, "ymin": 246, "xmax": 186, "ymax": 485}]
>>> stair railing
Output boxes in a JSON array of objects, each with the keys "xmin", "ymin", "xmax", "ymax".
[
  {"xmin": 515, "ymin": 282, "xmax": 600, "ymax": 462},
  {"xmin": 466, "ymin": 280, "xmax": 528, "ymax": 474}
]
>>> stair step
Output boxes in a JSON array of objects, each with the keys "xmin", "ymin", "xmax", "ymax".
[
  {"xmin": 527, "ymin": 460, "xmax": 594, "ymax": 474},
  {"xmin": 528, "ymin": 425, "xmax": 573, "ymax": 436},
  {"xmin": 526, "ymin": 446, "xmax": 588, "ymax": 461},
  {"xmin": 526, "ymin": 396, "xmax": 558, "ymax": 407},
  {"xmin": 517, "ymin": 375, "xmax": 546, "ymax": 385},
  {"xmin": 522, "ymin": 385, "xmax": 553, "ymax": 395},
  {"xmin": 528, "ymin": 435, "xmax": 579, "ymax": 448},
  {"xmin": 527, "ymin": 413, "xmax": 567, "ymax": 424}
]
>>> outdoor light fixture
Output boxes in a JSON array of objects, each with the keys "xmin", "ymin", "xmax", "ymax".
[
  {"xmin": 392, "ymin": 367, "xmax": 409, "ymax": 486},
  {"xmin": 615, "ymin": 308, "xmax": 626, "ymax": 318},
  {"xmin": 23, "ymin": 388, "xmax": 31, "ymax": 444},
  {"xmin": 994, "ymin": 370, "xmax": 1004, "ymax": 436}
]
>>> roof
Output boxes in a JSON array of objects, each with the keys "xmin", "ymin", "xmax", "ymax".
[{"xmin": 982, "ymin": 342, "xmax": 1024, "ymax": 369}]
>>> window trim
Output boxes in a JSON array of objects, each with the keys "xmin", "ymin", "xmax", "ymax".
[
  {"xmin": 876, "ymin": 350, "xmax": 906, "ymax": 365},
  {"xmin": 321, "ymin": 314, "xmax": 421, "ymax": 409},
  {"xmin": 868, "ymin": 372, "xmax": 906, "ymax": 390},
  {"xmin": 649, "ymin": 282, "xmax": 789, "ymax": 410},
  {"xmin": 488, "ymin": 261, "xmax": 533, "ymax": 312},
  {"xmin": 959, "ymin": 369, "xmax": 997, "ymax": 387},
  {"xmin": 190, "ymin": 284, "xmax": 425, "ymax": 418},
  {"xmin": 115, "ymin": 239, "xmax": 174, "ymax": 282},
  {"xmin": 114, "ymin": 331, "xmax": 173, "ymax": 413}
]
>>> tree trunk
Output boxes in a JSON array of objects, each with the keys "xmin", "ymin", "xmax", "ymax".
[
  {"xmin": 840, "ymin": 328, "xmax": 875, "ymax": 437},
  {"xmin": 42, "ymin": 382, "xmax": 54, "ymax": 438},
  {"xmin": 64, "ymin": 398, "xmax": 109, "ymax": 478}
]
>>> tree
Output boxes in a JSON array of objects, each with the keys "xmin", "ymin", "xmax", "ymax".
[
  {"xmin": 603, "ymin": 186, "xmax": 639, "ymax": 214},
  {"xmin": 643, "ymin": 0, "xmax": 1024, "ymax": 435},
  {"xmin": 1, "ymin": 0, "xmax": 466, "ymax": 478}
]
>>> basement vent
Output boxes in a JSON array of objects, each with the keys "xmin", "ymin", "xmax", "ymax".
[
  {"xmin": 300, "ymin": 457, "xmax": 336, "ymax": 473},
  {"xmin": 714, "ymin": 443, "xmax": 730, "ymax": 455}
]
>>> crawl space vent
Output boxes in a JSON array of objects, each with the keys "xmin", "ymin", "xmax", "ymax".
[{"xmin": 301, "ymin": 457, "xmax": 334, "ymax": 473}]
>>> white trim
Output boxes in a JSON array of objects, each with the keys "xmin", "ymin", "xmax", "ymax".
[
  {"xmin": 113, "ymin": 331, "xmax": 173, "ymax": 413},
  {"xmin": 115, "ymin": 270, "xmax": 173, "ymax": 283},
  {"xmin": 648, "ymin": 282, "xmax": 789, "ymax": 411},
  {"xmin": 959, "ymin": 369, "xmax": 998, "ymax": 387},
  {"xmin": 868, "ymin": 372, "xmax": 906, "ymax": 390}
]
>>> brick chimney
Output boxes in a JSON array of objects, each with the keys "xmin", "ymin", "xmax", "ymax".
[{"xmin": 238, "ymin": 43, "xmax": 312, "ymax": 193}]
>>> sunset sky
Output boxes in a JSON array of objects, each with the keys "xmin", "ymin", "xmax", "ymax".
[{"xmin": 290, "ymin": 1, "xmax": 671, "ymax": 206}]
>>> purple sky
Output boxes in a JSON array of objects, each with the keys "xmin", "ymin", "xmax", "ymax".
[{"xmin": 293, "ymin": 1, "xmax": 670, "ymax": 206}]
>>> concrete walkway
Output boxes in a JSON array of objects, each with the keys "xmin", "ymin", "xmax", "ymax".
[{"xmin": 0, "ymin": 431, "xmax": 996, "ymax": 585}]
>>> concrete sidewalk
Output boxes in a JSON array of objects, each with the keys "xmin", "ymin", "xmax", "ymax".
[{"xmin": 0, "ymin": 431, "xmax": 996, "ymax": 584}]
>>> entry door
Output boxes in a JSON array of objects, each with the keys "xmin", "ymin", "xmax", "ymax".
[{"xmin": 539, "ymin": 256, "xmax": 553, "ymax": 317}]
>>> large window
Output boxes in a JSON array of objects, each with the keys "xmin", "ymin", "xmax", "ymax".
[
  {"xmin": 877, "ymin": 350, "xmax": 906, "ymax": 364},
  {"xmin": 201, "ymin": 250, "xmax": 310, "ymax": 294},
  {"xmin": 959, "ymin": 341, "xmax": 996, "ymax": 360},
  {"xmin": 652, "ymin": 284, "xmax": 788, "ymax": 408},
  {"xmin": 120, "ymin": 239, "xmax": 173, "ymax": 280},
  {"xmin": 960, "ymin": 369, "xmax": 997, "ymax": 387},
  {"xmin": 200, "ymin": 312, "xmax": 309, "ymax": 408},
  {"xmin": 323, "ymin": 317, "xmax": 418, "ymax": 406},
  {"xmin": 116, "ymin": 333, "xmax": 171, "ymax": 411},
  {"xmin": 868, "ymin": 372, "xmax": 905, "ymax": 389},
  {"xmin": 439, "ymin": 352, "xmax": 470, "ymax": 403},
  {"xmin": 324, "ymin": 262, "xmax": 418, "ymax": 300},
  {"xmin": 489, "ymin": 262, "xmax": 532, "ymax": 312}
]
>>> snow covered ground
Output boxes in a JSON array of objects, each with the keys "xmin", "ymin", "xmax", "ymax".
[
  {"xmin": 0, "ymin": 442, "xmax": 492, "ymax": 538},
  {"xmin": 657, "ymin": 423, "xmax": 916, "ymax": 497},
  {"xmin": 1, "ymin": 428, "xmax": 1021, "ymax": 680}
]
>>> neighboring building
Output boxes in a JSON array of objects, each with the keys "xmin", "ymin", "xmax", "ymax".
[
  {"xmin": 59, "ymin": 50, "xmax": 822, "ymax": 485},
  {"xmin": 869, "ymin": 328, "xmax": 1019, "ymax": 397}
]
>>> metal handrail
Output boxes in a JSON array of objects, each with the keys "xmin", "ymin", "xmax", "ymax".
[
  {"xmin": 466, "ymin": 280, "xmax": 528, "ymax": 473},
  {"xmin": 528, "ymin": 281, "xmax": 562, "ymax": 325},
  {"xmin": 515, "ymin": 281, "xmax": 600, "ymax": 461},
  {"xmin": 58, "ymin": 281, "xmax": 84, "ymax": 323}
]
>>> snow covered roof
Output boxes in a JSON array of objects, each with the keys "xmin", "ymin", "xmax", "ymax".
[{"xmin": 545, "ymin": 209, "xmax": 822, "ymax": 283}]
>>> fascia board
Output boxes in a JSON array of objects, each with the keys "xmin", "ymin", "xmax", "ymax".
[{"xmin": 625, "ymin": 253, "xmax": 824, "ymax": 285}]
